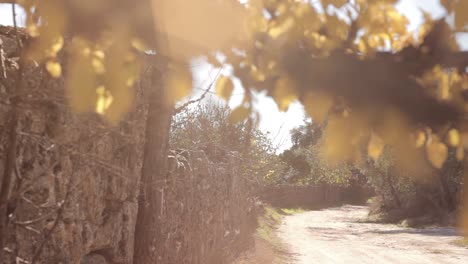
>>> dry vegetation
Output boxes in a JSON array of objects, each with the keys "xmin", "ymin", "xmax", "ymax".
[{"xmin": 0, "ymin": 0, "xmax": 467, "ymax": 263}]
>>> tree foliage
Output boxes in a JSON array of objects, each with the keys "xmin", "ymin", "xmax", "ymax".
[
  {"xmin": 171, "ymin": 101, "xmax": 283, "ymax": 184},
  {"xmin": 279, "ymin": 121, "xmax": 358, "ymax": 186},
  {"xmin": 4, "ymin": 0, "xmax": 468, "ymax": 229}
]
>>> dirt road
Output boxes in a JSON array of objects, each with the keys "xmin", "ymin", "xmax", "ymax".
[{"xmin": 277, "ymin": 205, "xmax": 468, "ymax": 264}]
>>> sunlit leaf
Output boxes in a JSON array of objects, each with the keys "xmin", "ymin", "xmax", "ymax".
[
  {"xmin": 415, "ymin": 130, "xmax": 426, "ymax": 148},
  {"xmin": 45, "ymin": 36, "xmax": 64, "ymax": 58},
  {"xmin": 46, "ymin": 60, "xmax": 62, "ymax": 78},
  {"xmin": 269, "ymin": 17, "xmax": 295, "ymax": 39},
  {"xmin": 454, "ymin": 0, "xmax": 468, "ymax": 30},
  {"xmin": 95, "ymin": 86, "xmax": 114, "ymax": 114},
  {"xmin": 441, "ymin": 0, "xmax": 454, "ymax": 12},
  {"xmin": 321, "ymin": 115, "xmax": 366, "ymax": 163},
  {"xmin": 303, "ymin": 92, "xmax": 333, "ymax": 123},
  {"xmin": 215, "ymin": 76, "xmax": 234, "ymax": 101},
  {"xmin": 92, "ymin": 57, "xmax": 106, "ymax": 75},
  {"xmin": 273, "ymin": 77, "xmax": 297, "ymax": 112},
  {"xmin": 426, "ymin": 138, "xmax": 448, "ymax": 169},
  {"xmin": 131, "ymin": 38, "xmax": 149, "ymax": 52},
  {"xmin": 229, "ymin": 106, "xmax": 250, "ymax": 124},
  {"xmin": 166, "ymin": 66, "xmax": 193, "ymax": 103},
  {"xmin": 26, "ymin": 23, "xmax": 40, "ymax": 38},
  {"xmin": 152, "ymin": 0, "xmax": 246, "ymax": 60},
  {"xmin": 67, "ymin": 56, "xmax": 97, "ymax": 113},
  {"xmin": 447, "ymin": 129, "xmax": 461, "ymax": 147},
  {"xmin": 368, "ymin": 133, "xmax": 385, "ymax": 161}
]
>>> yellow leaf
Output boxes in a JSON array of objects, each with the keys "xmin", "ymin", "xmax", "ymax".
[
  {"xmin": 426, "ymin": 139, "xmax": 448, "ymax": 169},
  {"xmin": 415, "ymin": 130, "xmax": 426, "ymax": 148},
  {"xmin": 368, "ymin": 133, "xmax": 385, "ymax": 161},
  {"xmin": 321, "ymin": 115, "xmax": 364, "ymax": 163},
  {"xmin": 441, "ymin": 0, "xmax": 453, "ymax": 11},
  {"xmin": 447, "ymin": 129, "xmax": 460, "ymax": 147},
  {"xmin": 95, "ymin": 86, "xmax": 114, "ymax": 114},
  {"xmin": 229, "ymin": 106, "xmax": 250, "ymax": 123},
  {"xmin": 92, "ymin": 57, "xmax": 106, "ymax": 74},
  {"xmin": 152, "ymin": 0, "xmax": 246, "ymax": 60},
  {"xmin": 215, "ymin": 76, "xmax": 234, "ymax": 101},
  {"xmin": 46, "ymin": 60, "xmax": 62, "ymax": 78},
  {"xmin": 67, "ymin": 56, "xmax": 97, "ymax": 113},
  {"xmin": 455, "ymin": 1, "xmax": 468, "ymax": 30},
  {"xmin": 273, "ymin": 77, "xmax": 297, "ymax": 111},
  {"xmin": 269, "ymin": 17, "xmax": 295, "ymax": 39},
  {"xmin": 250, "ymin": 65, "xmax": 266, "ymax": 82},
  {"xmin": 131, "ymin": 38, "xmax": 149, "ymax": 52},
  {"xmin": 45, "ymin": 36, "xmax": 64, "ymax": 58},
  {"xmin": 93, "ymin": 50, "xmax": 105, "ymax": 60},
  {"xmin": 323, "ymin": 0, "xmax": 348, "ymax": 8},
  {"xmin": 166, "ymin": 66, "xmax": 193, "ymax": 103},
  {"xmin": 303, "ymin": 92, "xmax": 333, "ymax": 123},
  {"xmin": 26, "ymin": 23, "xmax": 40, "ymax": 37}
]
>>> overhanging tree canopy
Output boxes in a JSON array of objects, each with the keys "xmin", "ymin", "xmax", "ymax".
[{"xmin": 1, "ymin": 0, "xmax": 468, "ymax": 229}]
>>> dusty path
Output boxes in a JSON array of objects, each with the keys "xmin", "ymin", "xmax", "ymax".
[{"xmin": 277, "ymin": 205, "xmax": 468, "ymax": 264}]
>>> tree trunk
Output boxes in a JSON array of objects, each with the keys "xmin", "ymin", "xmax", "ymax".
[{"xmin": 133, "ymin": 63, "xmax": 173, "ymax": 263}]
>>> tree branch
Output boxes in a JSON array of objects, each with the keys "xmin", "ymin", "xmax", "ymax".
[{"xmin": 173, "ymin": 70, "xmax": 221, "ymax": 114}]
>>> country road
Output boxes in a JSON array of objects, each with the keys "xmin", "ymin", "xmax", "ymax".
[{"xmin": 277, "ymin": 205, "xmax": 468, "ymax": 264}]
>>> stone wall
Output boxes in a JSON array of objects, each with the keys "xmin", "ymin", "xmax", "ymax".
[
  {"xmin": 0, "ymin": 29, "xmax": 148, "ymax": 263},
  {"xmin": 0, "ymin": 27, "xmax": 256, "ymax": 264}
]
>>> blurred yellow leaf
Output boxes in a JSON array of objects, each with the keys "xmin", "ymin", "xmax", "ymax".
[
  {"xmin": 45, "ymin": 36, "xmax": 64, "ymax": 58},
  {"xmin": 152, "ymin": 0, "xmax": 246, "ymax": 60},
  {"xmin": 323, "ymin": 0, "xmax": 348, "ymax": 8},
  {"xmin": 250, "ymin": 65, "xmax": 266, "ymax": 82},
  {"xmin": 92, "ymin": 57, "xmax": 106, "ymax": 74},
  {"xmin": 273, "ymin": 77, "xmax": 297, "ymax": 111},
  {"xmin": 215, "ymin": 76, "xmax": 234, "ymax": 101},
  {"xmin": 93, "ymin": 50, "xmax": 105, "ymax": 60},
  {"xmin": 448, "ymin": 129, "xmax": 461, "ymax": 147},
  {"xmin": 166, "ymin": 66, "xmax": 193, "ymax": 103},
  {"xmin": 26, "ymin": 23, "xmax": 40, "ymax": 38},
  {"xmin": 105, "ymin": 83, "xmax": 133, "ymax": 124},
  {"xmin": 46, "ymin": 60, "xmax": 62, "ymax": 78},
  {"xmin": 303, "ymin": 92, "xmax": 333, "ymax": 123},
  {"xmin": 426, "ymin": 139, "xmax": 448, "ymax": 169},
  {"xmin": 455, "ymin": 0, "xmax": 468, "ymax": 30},
  {"xmin": 368, "ymin": 133, "xmax": 385, "ymax": 161},
  {"xmin": 441, "ymin": 0, "xmax": 453, "ymax": 11},
  {"xmin": 321, "ymin": 115, "xmax": 365, "ymax": 163},
  {"xmin": 131, "ymin": 38, "xmax": 149, "ymax": 52},
  {"xmin": 67, "ymin": 56, "xmax": 97, "ymax": 113},
  {"xmin": 415, "ymin": 130, "xmax": 426, "ymax": 148},
  {"xmin": 95, "ymin": 86, "xmax": 114, "ymax": 114},
  {"xmin": 269, "ymin": 17, "xmax": 295, "ymax": 39},
  {"xmin": 229, "ymin": 106, "xmax": 250, "ymax": 124}
]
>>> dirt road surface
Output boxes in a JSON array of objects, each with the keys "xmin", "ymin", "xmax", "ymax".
[{"xmin": 277, "ymin": 205, "xmax": 468, "ymax": 264}]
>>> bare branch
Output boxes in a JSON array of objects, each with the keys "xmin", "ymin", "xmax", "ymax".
[{"xmin": 174, "ymin": 69, "xmax": 221, "ymax": 114}]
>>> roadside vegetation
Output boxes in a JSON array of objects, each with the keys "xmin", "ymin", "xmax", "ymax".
[
  {"xmin": 235, "ymin": 205, "xmax": 306, "ymax": 264},
  {"xmin": 175, "ymin": 100, "xmax": 465, "ymax": 228}
]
